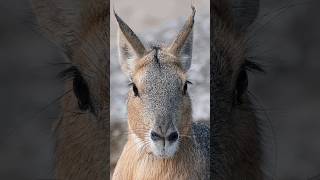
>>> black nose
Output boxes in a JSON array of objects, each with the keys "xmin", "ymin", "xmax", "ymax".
[
  {"xmin": 167, "ymin": 131, "xmax": 179, "ymax": 142},
  {"xmin": 150, "ymin": 131, "xmax": 162, "ymax": 141}
]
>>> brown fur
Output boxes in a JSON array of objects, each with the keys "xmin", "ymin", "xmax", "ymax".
[
  {"xmin": 212, "ymin": 0, "xmax": 263, "ymax": 179},
  {"xmin": 32, "ymin": 0, "xmax": 110, "ymax": 179}
]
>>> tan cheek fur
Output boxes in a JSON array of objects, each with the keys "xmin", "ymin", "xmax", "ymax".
[
  {"xmin": 177, "ymin": 95, "xmax": 192, "ymax": 137},
  {"xmin": 127, "ymin": 67, "xmax": 150, "ymax": 141},
  {"xmin": 127, "ymin": 94, "xmax": 150, "ymax": 141}
]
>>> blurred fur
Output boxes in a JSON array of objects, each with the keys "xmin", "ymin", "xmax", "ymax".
[
  {"xmin": 32, "ymin": 0, "xmax": 109, "ymax": 179},
  {"xmin": 211, "ymin": 0, "xmax": 263, "ymax": 179}
]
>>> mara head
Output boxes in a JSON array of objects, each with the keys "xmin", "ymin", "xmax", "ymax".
[
  {"xmin": 32, "ymin": 0, "xmax": 110, "ymax": 178},
  {"xmin": 212, "ymin": 0, "xmax": 264, "ymax": 178},
  {"xmin": 115, "ymin": 7, "xmax": 196, "ymax": 158},
  {"xmin": 32, "ymin": 0, "xmax": 109, "ymax": 124},
  {"xmin": 212, "ymin": 0, "xmax": 261, "ymax": 113}
]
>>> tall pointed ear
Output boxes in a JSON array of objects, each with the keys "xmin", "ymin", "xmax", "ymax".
[
  {"xmin": 31, "ymin": 0, "xmax": 81, "ymax": 49},
  {"xmin": 114, "ymin": 11, "xmax": 146, "ymax": 77},
  {"xmin": 169, "ymin": 6, "xmax": 195, "ymax": 72},
  {"xmin": 231, "ymin": 0, "xmax": 260, "ymax": 31},
  {"xmin": 180, "ymin": 30, "xmax": 193, "ymax": 71}
]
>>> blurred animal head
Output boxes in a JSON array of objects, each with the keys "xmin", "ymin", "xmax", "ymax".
[
  {"xmin": 115, "ymin": 7, "xmax": 195, "ymax": 158},
  {"xmin": 212, "ymin": 0, "xmax": 264, "ymax": 179},
  {"xmin": 212, "ymin": 0, "xmax": 262, "ymax": 118},
  {"xmin": 32, "ymin": 0, "xmax": 109, "ymax": 121},
  {"xmin": 31, "ymin": 0, "xmax": 109, "ymax": 179}
]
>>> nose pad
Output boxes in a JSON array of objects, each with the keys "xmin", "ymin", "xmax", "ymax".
[
  {"xmin": 150, "ymin": 130, "xmax": 163, "ymax": 142},
  {"xmin": 167, "ymin": 131, "xmax": 179, "ymax": 142}
]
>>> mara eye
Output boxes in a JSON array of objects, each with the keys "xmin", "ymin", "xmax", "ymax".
[
  {"xmin": 183, "ymin": 81, "xmax": 192, "ymax": 95},
  {"xmin": 132, "ymin": 83, "xmax": 139, "ymax": 97},
  {"xmin": 73, "ymin": 75, "xmax": 92, "ymax": 111},
  {"xmin": 235, "ymin": 69, "xmax": 248, "ymax": 105},
  {"xmin": 59, "ymin": 66, "xmax": 93, "ymax": 112}
]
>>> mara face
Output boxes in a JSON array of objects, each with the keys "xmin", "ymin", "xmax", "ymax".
[
  {"xmin": 128, "ymin": 48, "xmax": 192, "ymax": 158},
  {"xmin": 115, "ymin": 8, "xmax": 195, "ymax": 158}
]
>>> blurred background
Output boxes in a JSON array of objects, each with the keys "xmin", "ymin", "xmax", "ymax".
[{"xmin": 0, "ymin": 0, "xmax": 319, "ymax": 179}]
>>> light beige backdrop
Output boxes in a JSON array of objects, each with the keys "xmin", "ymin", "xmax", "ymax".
[{"xmin": 110, "ymin": 0, "xmax": 210, "ymax": 45}]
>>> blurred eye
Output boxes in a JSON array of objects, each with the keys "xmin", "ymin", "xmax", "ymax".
[
  {"xmin": 183, "ymin": 81, "xmax": 192, "ymax": 95},
  {"xmin": 73, "ymin": 74, "xmax": 92, "ymax": 111},
  {"xmin": 234, "ymin": 60, "xmax": 264, "ymax": 105},
  {"xmin": 132, "ymin": 83, "xmax": 139, "ymax": 97},
  {"xmin": 235, "ymin": 69, "xmax": 248, "ymax": 104},
  {"xmin": 59, "ymin": 66, "xmax": 93, "ymax": 112}
]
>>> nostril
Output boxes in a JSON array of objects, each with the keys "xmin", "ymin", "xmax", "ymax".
[
  {"xmin": 167, "ymin": 131, "xmax": 179, "ymax": 142},
  {"xmin": 150, "ymin": 131, "xmax": 162, "ymax": 141}
]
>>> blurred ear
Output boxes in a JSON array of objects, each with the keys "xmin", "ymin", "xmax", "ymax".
[
  {"xmin": 31, "ymin": 0, "xmax": 82, "ymax": 49},
  {"xmin": 231, "ymin": 0, "xmax": 260, "ymax": 31},
  {"xmin": 169, "ymin": 7, "xmax": 195, "ymax": 72},
  {"xmin": 114, "ymin": 11, "xmax": 146, "ymax": 77}
]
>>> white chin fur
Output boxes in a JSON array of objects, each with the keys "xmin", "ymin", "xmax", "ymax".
[{"xmin": 149, "ymin": 139, "xmax": 179, "ymax": 159}]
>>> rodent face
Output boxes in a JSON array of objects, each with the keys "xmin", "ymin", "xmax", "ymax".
[{"xmin": 127, "ymin": 49, "xmax": 192, "ymax": 158}]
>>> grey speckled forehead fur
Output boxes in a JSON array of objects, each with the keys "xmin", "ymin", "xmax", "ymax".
[{"xmin": 139, "ymin": 47, "xmax": 186, "ymax": 126}]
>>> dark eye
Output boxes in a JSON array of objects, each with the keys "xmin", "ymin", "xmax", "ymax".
[
  {"xmin": 59, "ymin": 66, "xmax": 93, "ymax": 112},
  {"xmin": 234, "ymin": 60, "xmax": 264, "ymax": 105},
  {"xmin": 73, "ymin": 74, "xmax": 92, "ymax": 111},
  {"xmin": 132, "ymin": 83, "xmax": 139, "ymax": 97},
  {"xmin": 235, "ymin": 69, "xmax": 248, "ymax": 104},
  {"xmin": 183, "ymin": 81, "xmax": 192, "ymax": 95}
]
